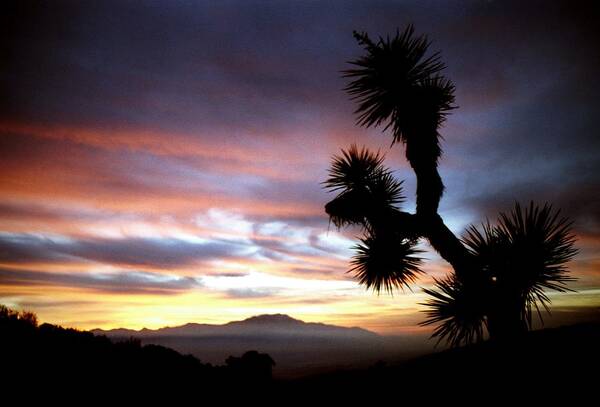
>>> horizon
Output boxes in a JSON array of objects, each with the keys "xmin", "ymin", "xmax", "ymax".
[
  {"xmin": 1, "ymin": 0, "xmax": 599, "ymax": 336},
  {"xmin": 42, "ymin": 303, "xmax": 600, "ymax": 336},
  {"xmin": 90, "ymin": 312, "xmax": 385, "ymax": 333}
]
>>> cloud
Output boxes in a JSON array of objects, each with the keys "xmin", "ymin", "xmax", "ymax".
[
  {"xmin": 12, "ymin": 300, "xmax": 94, "ymax": 309},
  {"xmin": 0, "ymin": 267, "xmax": 201, "ymax": 295},
  {"xmin": 0, "ymin": 202, "xmax": 105, "ymax": 223},
  {"xmin": 0, "ymin": 124, "xmax": 327, "ymax": 222},
  {"xmin": 224, "ymin": 288, "xmax": 280, "ymax": 299},
  {"xmin": 465, "ymin": 180, "xmax": 600, "ymax": 236},
  {"xmin": 0, "ymin": 213, "xmax": 352, "ymax": 281},
  {"xmin": 0, "ymin": 233, "xmax": 252, "ymax": 269},
  {"xmin": 208, "ymin": 272, "xmax": 249, "ymax": 278}
]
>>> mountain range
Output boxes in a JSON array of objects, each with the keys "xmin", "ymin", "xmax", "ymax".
[
  {"xmin": 92, "ymin": 313, "xmax": 379, "ymax": 340},
  {"xmin": 92, "ymin": 314, "xmax": 430, "ymax": 378}
]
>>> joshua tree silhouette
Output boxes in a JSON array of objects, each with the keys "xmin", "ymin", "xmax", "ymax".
[{"xmin": 324, "ymin": 26, "xmax": 577, "ymax": 345}]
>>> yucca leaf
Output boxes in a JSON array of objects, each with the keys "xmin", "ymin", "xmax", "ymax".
[{"xmin": 350, "ymin": 230, "xmax": 423, "ymax": 293}]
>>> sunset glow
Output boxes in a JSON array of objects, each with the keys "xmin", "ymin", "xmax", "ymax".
[{"xmin": 1, "ymin": 0, "xmax": 599, "ymax": 335}]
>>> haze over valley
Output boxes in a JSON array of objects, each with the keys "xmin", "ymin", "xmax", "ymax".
[{"xmin": 93, "ymin": 314, "xmax": 433, "ymax": 377}]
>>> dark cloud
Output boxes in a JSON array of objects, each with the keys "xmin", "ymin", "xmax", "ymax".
[
  {"xmin": 0, "ymin": 224, "xmax": 348, "ymax": 279},
  {"xmin": 0, "ymin": 129, "xmax": 229, "ymax": 200},
  {"xmin": 0, "ymin": 267, "xmax": 201, "ymax": 295},
  {"xmin": 463, "ymin": 179, "xmax": 600, "ymax": 237},
  {"xmin": 2, "ymin": 1, "xmax": 597, "ymax": 129},
  {"xmin": 0, "ymin": 202, "xmax": 103, "ymax": 222},
  {"xmin": 250, "ymin": 231, "xmax": 349, "ymax": 265},
  {"xmin": 208, "ymin": 272, "xmax": 249, "ymax": 278},
  {"xmin": 15, "ymin": 300, "xmax": 97, "ymax": 309},
  {"xmin": 252, "ymin": 214, "xmax": 329, "ymax": 231},
  {"xmin": 0, "ymin": 233, "xmax": 251, "ymax": 268},
  {"xmin": 1, "ymin": 0, "xmax": 352, "ymax": 133},
  {"xmin": 3, "ymin": 0, "xmax": 598, "ymax": 217},
  {"xmin": 0, "ymin": 234, "xmax": 75, "ymax": 264}
]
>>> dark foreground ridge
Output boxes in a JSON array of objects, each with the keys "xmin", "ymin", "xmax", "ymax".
[
  {"xmin": 285, "ymin": 322, "xmax": 600, "ymax": 397},
  {"xmin": 0, "ymin": 305, "xmax": 275, "ymax": 395},
  {"xmin": 2, "ymin": 305, "xmax": 598, "ymax": 398}
]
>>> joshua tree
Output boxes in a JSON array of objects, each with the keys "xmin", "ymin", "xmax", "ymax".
[{"xmin": 324, "ymin": 26, "xmax": 577, "ymax": 346}]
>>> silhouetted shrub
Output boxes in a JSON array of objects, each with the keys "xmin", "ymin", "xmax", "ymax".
[
  {"xmin": 0, "ymin": 305, "xmax": 275, "ymax": 394},
  {"xmin": 226, "ymin": 350, "xmax": 276, "ymax": 382}
]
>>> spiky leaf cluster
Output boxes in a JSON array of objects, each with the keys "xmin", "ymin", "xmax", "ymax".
[
  {"xmin": 344, "ymin": 25, "xmax": 455, "ymax": 160},
  {"xmin": 324, "ymin": 144, "xmax": 404, "ymax": 228},
  {"xmin": 494, "ymin": 203, "xmax": 577, "ymax": 326},
  {"xmin": 421, "ymin": 274, "xmax": 488, "ymax": 346},
  {"xmin": 324, "ymin": 145, "xmax": 423, "ymax": 292},
  {"xmin": 422, "ymin": 202, "xmax": 577, "ymax": 345},
  {"xmin": 351, "ymin": 230, "xmax": 423, "ymax": 294}
]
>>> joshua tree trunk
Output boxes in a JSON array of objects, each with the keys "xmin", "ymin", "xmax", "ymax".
[
  {"xmin": 404, "ymin": 128, "xmax": 476, "ymax": 282},
  {"xmin": 420, "ymin": 214, "xmax": 474, "ymax": 280},
  {"xmin": 404, "ymin": 133, "xmax": 526, "ymax": 340},
  {"xmin": 487, "ymin": 301, "xmax": 528, "ymax": 341}
]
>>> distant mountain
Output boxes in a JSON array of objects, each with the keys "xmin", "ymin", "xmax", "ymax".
[
  {"xmin": 92, "ymin": 313, "xmax": 379, "ymax": 340},
  {"xmin": 1, "ymin": 304, "xmax": 276, "ymax": 395},
  {"xmin": 91, "ymin": 314, "xmax": 417, "ymax": 378}
]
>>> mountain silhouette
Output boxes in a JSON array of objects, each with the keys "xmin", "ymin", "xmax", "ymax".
[
  {"xmin": 3, "ymin": 304, "xmax": 596, "ymax": 400},
  {"xmin": 91, "ymin": 314, "xmax": 415, "ymax": 378},
  {"xmin": 0, "ymin": 305, "xmax": 275, "ymax": 396},
  {"xmin": 92, "ymin": 313, "xmax": 379, "ymax": 339}
]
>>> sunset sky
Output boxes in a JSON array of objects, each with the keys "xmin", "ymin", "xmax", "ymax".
[{"xmin": 1, "ymin": 0, "xmax": 599, "ymax": 334}]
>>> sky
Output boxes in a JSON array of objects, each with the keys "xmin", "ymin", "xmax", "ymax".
[{"xmin": 1, "ymin": 0, "xmax": 599, "ymax": 334}]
